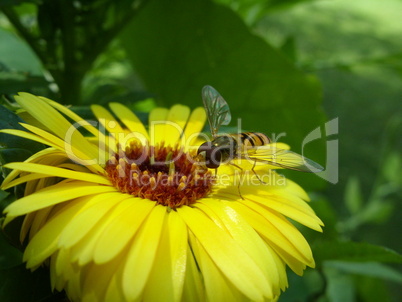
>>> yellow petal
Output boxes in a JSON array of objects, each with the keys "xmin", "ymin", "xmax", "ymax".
[
  {"xmin": 26, "ymin": 207, "xmax": 53, "ymax": 241},
  {"xmin": 0, "ymin": 128, "xmax": 59, "ymax": 149},
  {"xmin": 59, "ymin": 192, "xmax": 131, "ymax": 249},
  {"xmin": 283, "ymin": 178, "xmax": 311, "ymax": 201},
  {"xmin": 264, "ymin": 243, "xmax": 289, "ymax": 291},
  {"xmin": 143, "ymin": 218, "xmax": 175, "ymax": 302},
  {"xmin": 93, "ymin": 198, "xmax": 155, "ymax": 264},
  {"xmin": 109, "ymin": 102, "xmax": 150, "ymax": 141},
  {"xmin": 196, "ymin": 199, "xmax": 280, "ymax": 298},
  {"xmin": 20, "ymin": 123, "xmax": 67, "ymax": 148},
  {"xmin": 39, "ymin": 96, "xmax": 103, "ymax": 139},
  {"xmin": 122, "ymin": 205, "xmax": 166, "ymax": 301},
  {"xmin": 16, "ymin": 93, "xmax": 100, "ymax": 162},
  {"xmin": 4, "ymin": 181, "xmax": 116, "ymax": 220},
  {"xmin": 2, "ymin": 162, "xmax": 110, "ymax": 190},
  {"xmin": 149, "ymin": 107, "xmax": 169, "ymax": 145},
  {"xmin": 247, "ymin": 199, "xmax": 315, "ymax": 264},
  {"xmin": 188, "ymin": 230, "xmax": 245, "ymax": 302},
  {"xmin": 50, "ymin": 250, "xmax": 66, "ymax": 291},
  {"xmin": 252, "ymin": 191, "xmax": 323, "ymax": 231},
  {"xmin": 214, "ymin": 186, "xmax": 323, "ymax": 232},
  {"xmin": 53, "ymin": 249, "xmax": 83, "ymax": 300},
  {"xmin": 143, "ymin": 210, "xmax": 188, "ymax": 302},
  {"xmin": 182, "ymin": 245, "xmax": 205, "ymax": 301},
  {"xmin": 183, "ymin": 107, "xmax": 207, "ymax": 150},
  {"xmin": 167, "ymin": 211, "xmax": 188, "ymax": 301},
  {"xmin": 55, "ymin": 163, "xmax": 95, "ymax": 173},
  {"xmin": 69, "ymin": 195, "xmax": 135, "ymax": 266},
  {"xmin": 21, "ymin": 123, "xmax": 104, "ymax": 173},
  {"xmin": 23, "ymin": 198, "xmax": 91, "ymax": 268},
  {"xmin": 105, "ymin": 274, "xmax": 126, "ymax": 302},
  {"xmin": 20, "ymin": 212, "xmax": 35, "ymax": 242},
  {"xmin": 64, "ymin": 265, "xmax": 82, "ymax": 301},
  {"xmin": 1, "ymin": 148, "xmax": 64, "ymax": 188},
  {"xmin": 230, "ymin": 201, "xmax": 314, "ymax": 271},
  {"xmin": 91, "ymin": 104, "xmax": 125, "ymax": 135},
  {"xmin": 279, "ymin": 249, "xmax": 309, "ymax": 275},
  {"xmin": 164, "ymin": 104, "xmax": 190, "ymax": 146},
  {"xmin": 81, "ymin": 254, "xmax": 126, "ymax": 301},
  {"xmin": 177, "ymin": 206, "xmax": 270, "ymax": 301},
  {"xmin": 24, "ymin": 174, "xmax": 59, "ymax": 196},
  {"xmin": 54, "ymin": 248, "xmax": 70, "ymax": 279},
  {"xmin": 2, "ymin": 173, "xmax": 50, "ymax": 191}
]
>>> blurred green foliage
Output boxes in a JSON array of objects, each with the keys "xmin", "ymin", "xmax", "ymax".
[{"xmin": 0, "ymin": 0, "xmax": 401, "ymax": 301}]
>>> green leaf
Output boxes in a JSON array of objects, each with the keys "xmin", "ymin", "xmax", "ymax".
[
  {"xmin": 382, "ymin": 151, "xmax": 401, "ymax": 185},
  {"xmin": 215, "ymin": 0, "xmax": 316, "ymax": 24},
  {"xmin": 344, "ymin": 176, "xmax": 363, "ymax": 215},
  {"xmin": 359, "ymin": 199, "xmax": 394, "ymax": 225},
  {"xmin": 0, "ymin": 28, "xmax": 42, "ymax": 75},
  {"xmin": 325, "ymin": 261, "xmax": 402, "ymax": 283},
  {"xmin": 313, "ymin": 241, "xmax": 402, "ymax": 266},
  {"xmin": 121, "ymin": 0, "xmax": 326, "ymax": 190},
  {"xmin": 278, "ymin": 35, "xmax": 297, "ymax": 63},
  {"xmin": 0, "ymin": 105, "xmax": 44, "ymax": 167},
  {"xmin": 355, "ymin": 276, "xmax": 391, "ymax": 302},
  {"xmin": 374, "ymin": 52, "xmax": 402, "ymax": 77},
  {"xmin": 325, "ymin": 269, "xmax": 355, "ymax": 302}
]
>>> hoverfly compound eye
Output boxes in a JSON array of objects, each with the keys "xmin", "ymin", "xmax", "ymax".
[
  {"xmin": 205, "ymin": 147, "xmax": 221, "ymax": 169},
  {"xmin": 197, "ymin": 141, "xmax": 210, "ymax": 155},
  {"xmin": 197, "ymin": 142, "xmax": 221, "ymax": 169}
]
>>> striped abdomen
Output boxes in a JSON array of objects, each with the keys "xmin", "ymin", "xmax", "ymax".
[{"xmin": 233, "ymin": 132, "xmax": 271, "ymax": 148}]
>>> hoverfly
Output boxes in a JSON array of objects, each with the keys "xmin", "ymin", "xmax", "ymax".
[{"xmin": 197, "ymin": 85, "xmax": 324, "ymax": 197}]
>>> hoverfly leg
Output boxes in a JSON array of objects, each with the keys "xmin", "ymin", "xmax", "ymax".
[
  {"xmin": 237, "ymin": 185, "xmax": 244, "ymax": 200},
  {"xmin": 251, "ymin": 160, "xmax": 267, "ymax": 185},
  {"xmin": 229, "ymin": 162, "xmax": 244, "ymax": 200}
]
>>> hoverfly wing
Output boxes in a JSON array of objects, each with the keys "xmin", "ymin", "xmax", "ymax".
[
  {"xmin": 246, "ymin": 146, "xmax": 324, "ymax": 173},
  {"xmin": 202, "ymin": 85, "xmax": 232, "ymax": 138}
]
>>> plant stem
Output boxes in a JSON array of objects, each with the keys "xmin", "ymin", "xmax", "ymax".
[{"xmin": 2, "ymin": 0, "xmax": 149, "ymax": 105}]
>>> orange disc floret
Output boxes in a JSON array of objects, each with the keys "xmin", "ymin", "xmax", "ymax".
[{"xmin": 105, "ymin": 141, "xmax": 214, "ymax": 208}]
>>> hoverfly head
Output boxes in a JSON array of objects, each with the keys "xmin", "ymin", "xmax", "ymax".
[{"xmin": 197, "ymin": 141, "xmax": 222, "ymax": 169}]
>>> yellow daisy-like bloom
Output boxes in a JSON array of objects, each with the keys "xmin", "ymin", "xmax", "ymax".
[{"xmin": 1, "ymin": 93, "xmax": 323, "ymax": 302}]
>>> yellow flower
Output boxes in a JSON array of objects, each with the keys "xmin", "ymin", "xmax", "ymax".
[{"xmin": 1, "ymin": 93, "xmax": 323, "ymax": 302}]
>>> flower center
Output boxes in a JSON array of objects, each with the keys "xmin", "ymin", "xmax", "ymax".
[{"xmin": 105, "ymin": 141, "xmax": 214, "ymax": 208}]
